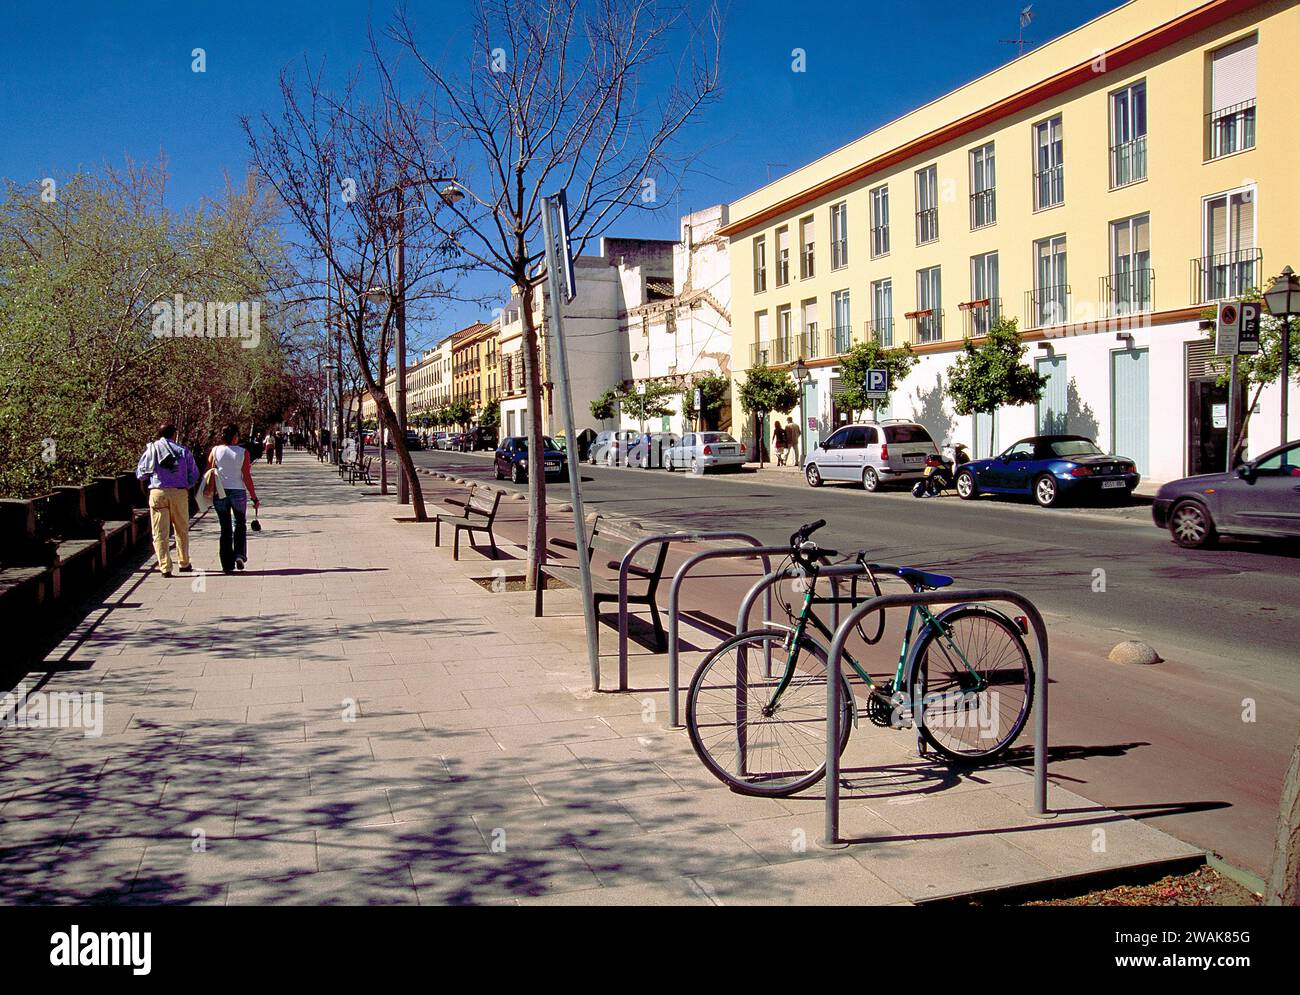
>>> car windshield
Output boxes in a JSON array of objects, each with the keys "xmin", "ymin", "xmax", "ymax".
[
  {"xmin": 883, "ymin": 425, "xmax": 933, "ymax": 444},
  {"xmin": 1050, "ymin": 439, "xmax": 1104, "ymax": 457},
  {"xmin": 515, "ymin": 437, "xmax": 561, "ymax": 450},
  {"xmin": 701, "ymin": 433, "xmax": 736, "ymax": 443}
]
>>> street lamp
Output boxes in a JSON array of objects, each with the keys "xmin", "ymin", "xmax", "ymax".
[
  {"xmin": 1263, "ymin": 265, "xmax": 1299, "ymax": 445},
  {"xmin": 793, "ymin": 357, "xmax": 809, "ymax": 466}
]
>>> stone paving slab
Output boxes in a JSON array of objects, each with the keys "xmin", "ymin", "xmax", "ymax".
[{"xmin": 0, "ymin": 452, "xmax": 1202, "ymax": 906}]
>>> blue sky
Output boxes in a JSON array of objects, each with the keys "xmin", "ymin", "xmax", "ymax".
[{"xmin": 0, "ymin": 0, "xmax": 1117, "ymax": 344}]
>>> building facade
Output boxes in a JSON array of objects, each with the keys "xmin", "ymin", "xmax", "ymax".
[
  {"xmin": 497, "ymin": 237, "xmax": 676, "ymax": 440},
  {"xmin": 620, "ymin": 206, "xmax": 734, "ymax": 436},
  {"xmin": 450, "ymin": 320, "xmax": 497, "ymax": 419},
  {"xmin": 723, "ymin": 0, "xmax": 1299, "ymax": 483}
]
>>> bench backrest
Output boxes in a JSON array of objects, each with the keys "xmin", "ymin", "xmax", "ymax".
[
  {"xmin": 587, "ymin": 516, "xmax": 669, "ymax": 579},
  {"xmin": 467, "ymin": 488, "xmax": 502, "ymax": 521}
]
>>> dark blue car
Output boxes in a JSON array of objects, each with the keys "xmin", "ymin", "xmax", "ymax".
[
  {"xmin": 954, "ymin": 435, "xmax": 1140, "ymax": 508},
  {"xmin": 494, "ymin": 435, "xmax": 568, "ymax": 483}
]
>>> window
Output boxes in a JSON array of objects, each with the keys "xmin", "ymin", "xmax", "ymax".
[
  {"xmin": 832, "ymin": 289, "xmax": 851, "ymax": 354},
  {"xmin": 969, "ymin": 143, "xmax": 996, "ymax": 228},
  {"xmin": 753, "ymin": 311, "xmax": 770, "ymax": 366},
  {"xmin": 845, "ymin": 427, "xmax": 869, "ymax": 449},
  {"xmin": 1206, "ymin": 35, "xmax": 1257, "ymax": 159},
  {"xmin": 1110, "ymin": 81, "xmax": 1147, "ymax": 187},
  {"xmin": 915, "ymin": 166, "xmax": 939, "ymax": 244},
  {"xmin": 753, "ymin": 236, "xmax": 767, "ymax": 293},
  {"xmin": 802, "ymin": 299, "xmax": 819, "ymax": 358},
  {"xmin": 823, "ymin": 427, "xmax": 849, "ymax": 449},
  {"xmin": 775, "ymin": 226, "xmax": 790, "ymax": 286},
  {"xmin": 1109, "ymin": 214, "xmax": 1152, "ymax": 315},
  {"xmin": 870, "ymin": 185, "xmax": 890, "ymax": 257},
  {"xmin": 969, "ymin": 252, "xmax": 1000, "ymax": 335},
  {"xmin": 1033, "ymin": 115, "xmax": 1064, "ymax": 210},
  {"xmin": 776, "ymin": 304, "xmax": 793, "ymax": 363},
  {"xmin": 830, "ymin": 201, "xmax": 848, "ymax": 269},
  {"xmin": 1199, "ymin": 188, "xmax": 1258, "ymax": 302},
  {"xmin": 799, "ymin": 216, "xmax": 815, "ymax": 279},
  {"xmin": 916, "ymin": 266, "xmax": 941, "ymax": 342},
  {"xmin": 1032, "ymin": 235, "xmax": 1069, "ymax": 325},
  {"xmin": 871, "ymin": 279, "xmax": 893, "ymax": 347}
]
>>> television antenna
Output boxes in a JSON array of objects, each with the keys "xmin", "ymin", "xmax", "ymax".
[{"xmin": 999, "ymin": 5, "xmax": 1035, "ymax": 57}]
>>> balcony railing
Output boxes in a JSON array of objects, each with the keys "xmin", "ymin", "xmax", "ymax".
[
  {"xmin": 1034, "ymin": 164, "xmax": 1064, "ymax": 210},
  {"xmin": 1025, "ymin": 285, "xmax": 1071, "ymax": 328},
  {"xmin": 831, "ymin": 238, "xmax": 848, "ymax": 270},
  {"xmin": 960, "ymin": 297, "xmax": 1002, "ymax": 337},
  {"xmin": 751, "ymin": 338, "xmax": 798, "ymax": 366},
  {"xmin": 865, "ymin": 318, "xmax": 894, "ymax": 348},
  {"xmin": 1109, "ymin": 136, "xmax": 1147, "ymax": 187},
  {"xmin": 1205, "ymin": 100, "xmax": 1256, "ymax": 160},
  {"xmin": 825, "ymin": 324, "xmax": 855, "ymax": 356},
  {"xmin": 801, "ymin": 246, "xmax": 815, "ymax": 279},
  {"xmin": 970, "ymin": 188, "xmax": 996, "ymax": 229},
  {"xmin": 915, "ymin": 207, "xmax": 938, "ymax": 245},
  {"xmin": 870, "ymin": 224, "xmax": 889, "ymax": 258},
  {"xmin": 795, "ymin": 330, "xmax": 820, "ymax": 361},
  {"xmin": 1101, "ymin": 269, "xmax": 1154, "ymax": 317},
  {"xmin": 1191, "ymin": 249, "xmax": 1262, "ymax": 305},
  {"xmin": 776, "ymin": 254, "xmax": 789, "ymax": 286},
  {"xmin": 906, "ymin": 308, "xmax": 944, "ymax": 344},
  {"xmin": 753, "ymin": 267, "xmax": 767, "ymax": 293}
]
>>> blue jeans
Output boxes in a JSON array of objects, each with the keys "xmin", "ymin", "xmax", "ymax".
[{"xmin": 214, "ymin": 488, "xmax": 247, "ymax": 572}]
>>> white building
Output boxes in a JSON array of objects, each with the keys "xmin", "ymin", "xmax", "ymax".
[{"xmin": 619, "ymin": 206, "xmax": 733, "ymax": 436}]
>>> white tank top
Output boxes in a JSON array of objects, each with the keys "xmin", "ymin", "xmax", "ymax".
[{"xmin": 211, "ymin": 444, "xmax": 247, "ymax": 491}]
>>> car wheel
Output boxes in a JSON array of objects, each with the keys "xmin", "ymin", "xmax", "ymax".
[
  {"xmin": 862, "ymin": 467, "xmax": 880, "ymax": 492},
  {"xmin": 956, "ymin": 470, "xmax": 977, "ymax": 500},
  {"xmin": 1033, "ymin": 474, "xmax": 1060, "ymax": 508},
  {"xmin": 511, "ymin": 463, "xmax": 524, "ymax": 484},
  {"xmin": 665, "ymin": 455, "xmax": 675, "ymax": 472},
  {"xmin": 1170, "ymin": 500, "xmax": 1217, "ymax": 549},
  {"xmin": 494, "ymin": 463, "xmax": 504, "ymax": 480},
  {"xmin": 805, "ymin": 463, "xmax": 823, "ymax": 487},
  {"xmin": 690, "ymin": 457, "xmax": 700, "ymax": 475},
  {"xmin": 605, "ymin": 452, "xmax": 614, "ymax": 467}
]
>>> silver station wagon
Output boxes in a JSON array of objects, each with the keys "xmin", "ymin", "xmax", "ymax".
[{"xmin": 804, "ymin": 421, "xmax": 939, "ymax": 491}]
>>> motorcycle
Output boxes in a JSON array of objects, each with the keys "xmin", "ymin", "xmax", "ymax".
[{"xmin": 911, "ymin": 442, "xmax": 969, "ymax": 498}]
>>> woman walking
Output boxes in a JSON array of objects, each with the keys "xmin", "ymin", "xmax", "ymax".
[
  {"xmin": 772, "ymin": 419, "xmax": 789, "ymax": 466},
  {"xmin": 208, "ymin": 424, "xmax": 261, "ymax": 574}
]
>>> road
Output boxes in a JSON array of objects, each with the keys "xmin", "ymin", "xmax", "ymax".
[{"xmin": 404, "ymin": 446, "xmax": 1300, "ymax": 879}]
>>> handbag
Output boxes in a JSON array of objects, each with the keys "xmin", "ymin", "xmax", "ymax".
[{"xmin": 250, "ymin": 507, "xmax": 262, "ymax": 532}]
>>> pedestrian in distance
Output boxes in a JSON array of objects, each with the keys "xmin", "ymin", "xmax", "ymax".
[
  {"xmin": 135, "ymin": 422, "xmax": 201, "ymax": 577},
  {"xmin": 773, "ymin": 420, "xmax": 789, "ymax": 466},
  {"xmin": 785, "ymin": 416, "xmax": 801, "ymax": 465},
  {"xmin": 274, "ymin": 430, "xmax": 285, "ymax": 465},
  {"xmin": 207, "ymin": 423, "xmax": 261, "ymax": 574},
  {"xmin": 265, "ymin": 431, "xmax": 275, "ymax": 465}
]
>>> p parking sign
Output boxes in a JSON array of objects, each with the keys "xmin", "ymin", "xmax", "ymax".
[
  {"xmin": 1217, "ymin": 301, "xmax": 1261, "ymax": 355},
  {"xmin": 865, "ymin": 368, "xmax": 889, "ymax": 400}
]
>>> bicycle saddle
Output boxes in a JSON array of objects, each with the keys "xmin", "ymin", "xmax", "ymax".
[{"xmin": 895, "ymin": 567, "xmax": 953, "ymax": 590}]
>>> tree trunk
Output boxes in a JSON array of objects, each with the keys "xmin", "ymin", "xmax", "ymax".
[
  {"xmin": 519, "ymin": 281, "xmax": 547, "ymax": 590},
  {"xmin": 368, "ymin": 384, "xmax": 427, "ymax": 520},
  {"xmin": 1267, "ymin": 729, "xmax": 1300, "ymax": 905},
  {"xmin": 988, "ymin": 410, "xmax": 996, "ymax": 455}
]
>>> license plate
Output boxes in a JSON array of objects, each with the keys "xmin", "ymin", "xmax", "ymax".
[
  {"xmin": 903, "ymin": 454, "xmax": 925, "ymax": 465},
  {"xmin": 718, "ymin": 446, "xmax": 735, "ymax": 454},
  {"xmin": 1101, "ymin": 480, "xmax": 1125, "ymax": 489},
  {"xmin": 546, "ymin": 462, "xmax": 560, "ymax": 470}
]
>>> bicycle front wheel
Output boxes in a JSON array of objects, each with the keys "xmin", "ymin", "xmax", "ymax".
[
  {"xmin": 686, "ymin": 630, "xmax": 853, "ymax": 797},
  {"xmin": 905, "ymin": 605, "xmax": 1034, "ymax": 763}
]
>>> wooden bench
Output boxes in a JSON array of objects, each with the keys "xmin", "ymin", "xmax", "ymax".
[
  {"xmin": 535, "ymin": 514, "xmax": 669, "ymax": 652},
  {"xmin": 347, "ymin": 456, "xmax": 376, "ymax": 485},
  {"xmin": 431, "ymin": 484, "xmax": 504, "ymax": 560}
]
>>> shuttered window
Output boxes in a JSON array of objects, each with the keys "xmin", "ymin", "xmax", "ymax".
[{"xmin": 1210, "ymin": 35, "xmax": 1257, "ymax": 111}]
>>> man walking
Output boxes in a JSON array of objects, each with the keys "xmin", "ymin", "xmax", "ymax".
[
  {"xmin": 135, "ymin": 422, "xmax": 200, "ymax": 577},
  {"xmin": 274, "ymin": 430, "xmax": 285, "ymax": 465},
  {"xmin": 785, "ymin": 416, "xmax": 802, "ymax": 465}
]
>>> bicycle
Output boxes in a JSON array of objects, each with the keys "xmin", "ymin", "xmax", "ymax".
[{"xmin": 685, "ymin": 519, "xmax": 1035, "ymax": 797}]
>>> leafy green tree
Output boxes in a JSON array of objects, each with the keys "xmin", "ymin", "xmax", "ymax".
[
  {"xmin": 479, "ymin": 398, "xmax": 500, "ymax": 431},
  {"xmin": 737, "ymin": 365, "xmax": 799, "ymax": 467},
  {"xmin": 683, "ymin": 372, "xmax": 730, "ymax": 429},
  {"xmin": 834, "ymin": 340, "xmax": 919, "ymax": 420},
  {"xmin": 590, "ymin": 388, "xmax": 618, "ymax": 425},
  {"xmin": 445, "ymin": 399, "xmax": 475, "ymax": 430},
  {"xmin": 946, "ymin": 317, "xmax": 1047, "ymax": 454},
  {"xmin": 619, "ymin": 381, "xmax": 676, "ymax": 426}
]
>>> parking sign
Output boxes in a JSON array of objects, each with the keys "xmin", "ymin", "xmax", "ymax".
[
  {"xmin": 865, "ymin": 368, "xmax": 889, "ymax": 400},
  {"xmin": 1217, "ymin": 301, "xmax": 1262, "ymax": 355}
]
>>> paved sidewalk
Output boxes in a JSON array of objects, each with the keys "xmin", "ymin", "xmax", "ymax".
[{"xmin": 0, "ymin": 452, "xmax": 1199, "ymax": 905}]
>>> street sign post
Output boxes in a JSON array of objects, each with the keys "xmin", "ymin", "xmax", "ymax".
[
  {"xmin": 541, "ymin": 191, "xmax": 599, "ymax": 688},
  {"xmin": 693, "ymin": 387, "xmax": 702, "ymax": 431},
  {"xmin": 1216, "ymin": 300, "xmax": 1262, "ymax": 470},
  {"xmin": 865, "ymin": 368, "xmax": 889, "ymax": 400}
]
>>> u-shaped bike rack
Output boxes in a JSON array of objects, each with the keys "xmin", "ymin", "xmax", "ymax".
[{"xmin": 820, "ymin": 588, "xmax": 1051, "ymax": 847}]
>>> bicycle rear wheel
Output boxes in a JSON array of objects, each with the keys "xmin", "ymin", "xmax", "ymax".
[
  {"xmin": 904, "ymin": 605, "xmax": 1034, "ymax": 763},
  {"xmin": 686, "ymin": 629, "xmax": 853, "ymax": 797}
]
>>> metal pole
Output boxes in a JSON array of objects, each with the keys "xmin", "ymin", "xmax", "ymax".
[
  {"xmin": 1282, "ymin": 315, "xmax": 1291, "ymax": 447},
  {"xmin": 1227, "ymin": 353, "xmax": 1239, "ymax": 470},
  {"xmin": 396, "ymin": 185, "xmax": 409, "ymax": 504},
  {"xmin": 542, "ymin": 194, "xmax": 601, "ymax": 690}
]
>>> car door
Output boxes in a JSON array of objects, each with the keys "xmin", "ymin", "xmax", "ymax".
[
  {"xmin": 997, "ymin": 441, "xmax": 1037, "ymax": 492},
  {"xmin": 1223, "ymin": 443, "xmax": 1300, "ymax": 535},
  {"xmin": 818, "ymin": 428, "xmax": 850, "ymax": 479},
  {"xmin": 841, "ymin": 427, "xmax": 869, "ymax": 482}
]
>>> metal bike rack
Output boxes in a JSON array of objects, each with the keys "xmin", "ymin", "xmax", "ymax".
[
  {"xmin": 662, "ymin": 545, "xmax": 788, "ymax": 728},
  {"xmin": 617, "ymin": 531, "xmax": 769, "ymax": 691},
  {"xmin": 821, "ymin": 589, "xmax": 1050, "ymax": 847},
  {"xmin": 735, "ymin": 561, "xmax": 885, "ymax": 634}
]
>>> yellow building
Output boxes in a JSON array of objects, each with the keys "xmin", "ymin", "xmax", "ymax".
[
  {"xmin": 723, "ymin": 0, "xmax": 1299, "ymax": 482},
  {"xmin": 450, "ymin": 320, "xmax": 498, "ymax": 418}
]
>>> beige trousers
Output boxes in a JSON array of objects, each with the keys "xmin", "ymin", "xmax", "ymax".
[{"xmin": 148, "ymin": 487, "xmax": 191, "ymax": 573}]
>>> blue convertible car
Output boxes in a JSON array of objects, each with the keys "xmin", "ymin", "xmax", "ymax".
[{"xmin": 954, "ymin": 435, "xmax": 1140, "ymax": 508}]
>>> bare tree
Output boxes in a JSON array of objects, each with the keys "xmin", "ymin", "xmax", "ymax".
[
  {"xmin": 243, "ymin": 64, "xmax": 461, "ymax": 520},
  {"xmin": 373, "ymin": 0, "xmax": 721, "ymax": 585}
]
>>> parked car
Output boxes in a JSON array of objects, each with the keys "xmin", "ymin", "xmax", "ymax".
[
  {"xmin": 665, "ymin": 432, "xmax": 748, "ymax": 473},
  {"xmin": 1153, "ymin": 440, "xmax": 1300, "ymax": 548},
  {"xmin": 385, "ymin": 429, "xmax": 422, "ymax": 451},
  {"xmin": 589, "ymin": 429, "xmax": 639, "ymax": 466},
  {"xmin": 430, "ymin": 431, "xmax": 449, "ymax": 449},
  {"xmin": 494, "ymin": 435, "xmax": 568, "ymax": 483},
  {"xmin": 803, "ymin": 421, "xmax": 939, "ymax": 491},
  {"xmin": 955, "ymin": 435, "xmax": 1140, "ymax": 508},
  {"xmin": 626, "ymin": 432, "xmax": 680, "ymax": 468}
]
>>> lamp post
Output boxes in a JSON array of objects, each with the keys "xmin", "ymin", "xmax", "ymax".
[
  {"xmin": 376, "ymin": 177, "xmax": 465, "ymax": 503},
  {"xmin": 794, "ymin": 357, "xmax": 809, "ymax": 466},
  {"xmin": 1263, "ymin": 265, "xmax": 1299, "ymax": 446}
]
